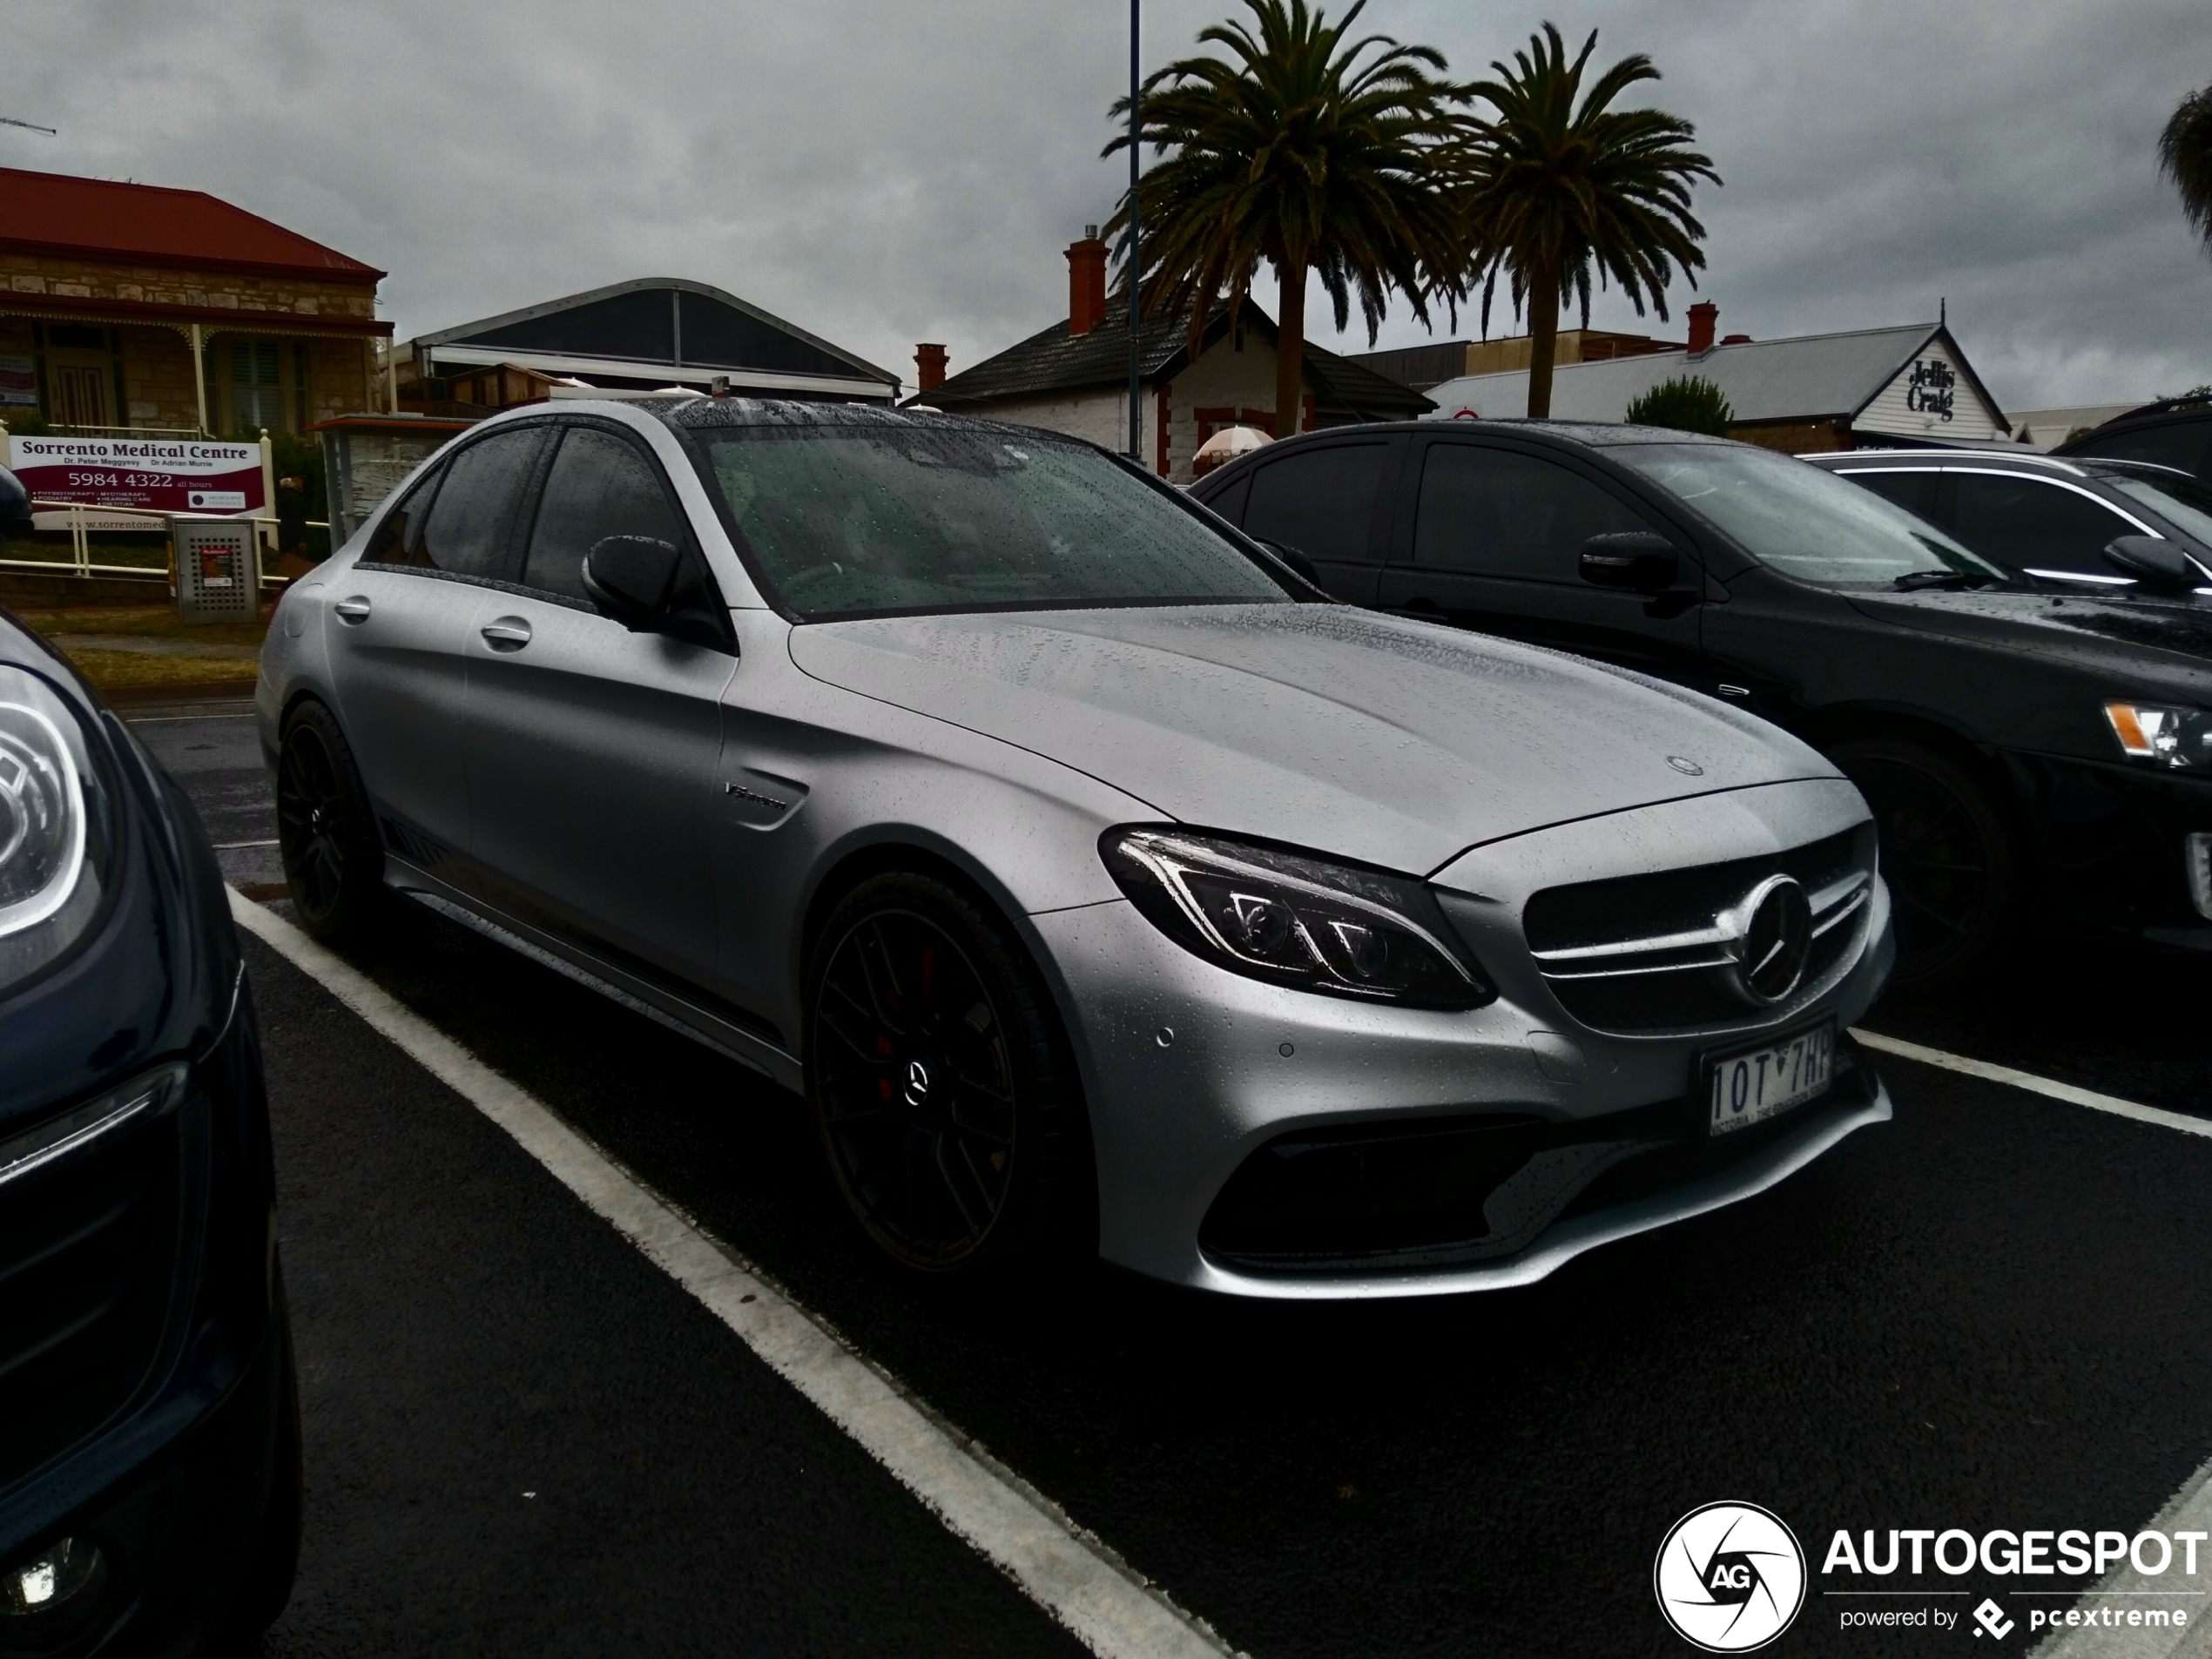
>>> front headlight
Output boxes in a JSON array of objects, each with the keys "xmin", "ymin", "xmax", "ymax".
[
  {"xmin": 1101, "ymin": 827, "xmax": 1494, "ymax": 1008},
  {"xmin": 2104, "ymin": 700, "xmax": 2212, "ymax": 769},
  {"xmin": 0, "ymin": 664, "xmax": 111, "ymax": 994}
]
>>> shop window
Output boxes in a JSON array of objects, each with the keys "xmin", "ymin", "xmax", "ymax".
[{"xmin": 230, "ymin": 340, "xmax": 284, "ymax": 431}]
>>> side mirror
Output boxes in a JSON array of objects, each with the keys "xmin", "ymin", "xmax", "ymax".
[
  {"xmin": 583, "ymin": 535, "xmax": 684, "ymax": 630},
  {"xmin": 1254, "ymin": 537, "xmax": 1321, "ymax": 589},
  {"xmin": 2102, "ymin": 536, "xmax": 2203, "ymax": 596},
  {"xmin": 1579, "ymin": 531, "xmax": 1680, "ymax": 593}
]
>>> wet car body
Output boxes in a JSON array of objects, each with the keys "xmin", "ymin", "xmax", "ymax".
[
  {"xmin": 256, "ymin": 400, "xmax": 1893, "ymax": 1298},
  {"xmin": 0, "ymin": 588, "xmax": 296, "ymax": 1653},
  {"xmin": 1808, "ymin": 448, "xmax": 2212, "ymax": 599},
  {"xmin": 1191, "ymin": 421, "xmax": 2212, "ymax": 968},
  {"xmin": 2055, "ymin": 400, "xmax": 2212, "ymax": 483}
]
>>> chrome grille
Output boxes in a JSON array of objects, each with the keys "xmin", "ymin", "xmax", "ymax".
[{"xmin": 1523, "ymin": 826, "xmax": 1876, "ymax": 1034}]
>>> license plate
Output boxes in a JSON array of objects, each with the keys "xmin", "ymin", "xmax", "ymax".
[{"xmin": 1707, "ymin": 1022, "xmax": 1834, "ymax": 1136}]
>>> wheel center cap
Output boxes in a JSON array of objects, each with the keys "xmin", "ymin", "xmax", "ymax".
[{"xmin": 902, "ymin": 1059, "xmax": 932, "ymax": 1109}]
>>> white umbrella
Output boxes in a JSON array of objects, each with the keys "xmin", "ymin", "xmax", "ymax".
[{"xmin": 1194, "ymin": 425, "xmax": 1271, "ymax": 466}]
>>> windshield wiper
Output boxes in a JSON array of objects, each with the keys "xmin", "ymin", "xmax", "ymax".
[{"xmin": 1892, "ymin": 569, "xmax": 1995, "ymax": 591}]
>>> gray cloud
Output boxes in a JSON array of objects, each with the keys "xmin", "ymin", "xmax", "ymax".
[{"xmin": 3, "ymin": 0, "xmax": 2204, "ymax": 409}]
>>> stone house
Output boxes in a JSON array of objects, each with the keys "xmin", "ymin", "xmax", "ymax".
[
  {"xmin": 909, "ymin": 231, "xmax": 1430, "ymax": 482},
  {"xmin": 0, "ymin": 166, "xmax": 391, "ymax": 437}
]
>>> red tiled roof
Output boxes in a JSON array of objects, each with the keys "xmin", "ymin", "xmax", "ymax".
[{"xmin": 0, "ymin": 167, "xmax": 384, "ymax": 282}]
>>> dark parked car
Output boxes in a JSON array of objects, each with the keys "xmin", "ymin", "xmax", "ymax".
[
  {"xmin": 1190, "ymin": 421, "xmax": 2212, "ymax": 985},
  {"xmin": 2054, "ymin": 398, "xmax": 2212, "ymax": 482},
  {"xmin": 0, "ymin": 464, "xmax": 299, "ymax": 1654},
  {"xmin": 1809, "ymin": 448, "xmax": 2212, "ymax": 600}
]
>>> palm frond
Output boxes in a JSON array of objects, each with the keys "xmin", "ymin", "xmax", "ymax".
[
  {"xmin": 1454, "ymin": 20, "xmax": 1719, "ymax": 330},
  {"xmin": 1101, "ymin": 0, "xmax": 1472, "ymax": 361},
  {"xmin": 2161, "ymin": 84, "xmax": 2212, "ymax": 251}
]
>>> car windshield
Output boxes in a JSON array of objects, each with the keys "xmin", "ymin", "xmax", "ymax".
[
  {"xmin": 696, "ymin": 426, "xmax": 1290, "ymax": 619},
  {"xmin": 1611, "ymin": 442, "xmax": 2006, "ymax": 589},
  {"xmin": 2110, "ymin": 475, "xmax": 2212, "ymax": 551}
]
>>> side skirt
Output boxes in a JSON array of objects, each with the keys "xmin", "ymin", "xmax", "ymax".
[{"xmin": 381, "ymin": 856, "xmax": 804, "ymax": 1092}]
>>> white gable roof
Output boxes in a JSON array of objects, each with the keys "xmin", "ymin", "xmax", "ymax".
[{"xmin": 1423, "ymin": 323, "xmax": 2008, "ymax": 436}]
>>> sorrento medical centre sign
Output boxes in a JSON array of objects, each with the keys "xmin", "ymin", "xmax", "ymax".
[{"xmin": 8, "ymin": 436, "xmax": 266, "ymax": 516}]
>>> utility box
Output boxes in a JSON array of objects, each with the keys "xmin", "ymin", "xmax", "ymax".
[{"xmin": 173, "ymin": 516, "xmax": 258, "ymax": 622}]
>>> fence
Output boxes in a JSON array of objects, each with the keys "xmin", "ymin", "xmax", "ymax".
[{"xmin": 0, "ymin": 499, "xmax": 326, "ymax": 591}]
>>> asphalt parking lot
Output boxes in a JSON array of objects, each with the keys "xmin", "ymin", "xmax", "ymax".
[{"xmin": 137, "ymin": 697, "xmax": 2212, "ymax": 1658}]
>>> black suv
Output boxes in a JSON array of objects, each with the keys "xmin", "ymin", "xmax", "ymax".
[
  {"xmin": 1190, "ymin": 421, "xmax": 2212, "ymax": 986},
  {"xmin": 1808, "ymin": 449, "xmax": 2212, "ymax": 600},
  {"xmin": 2055, "ymin": 398, "xmax": 2212, "ymax": 482},
  {"xmin": 0, "ymin": 467, "xmax": 299, "ymax": 1655}
]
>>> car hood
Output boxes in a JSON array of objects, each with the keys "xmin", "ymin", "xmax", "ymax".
[
  {"xmin": 1844, "ymin": 588, "xmax": 2212, "ymax": 694},
  {"xmin": 788, "ymin": 604, "xmax": 1836, "ymax": 875}
]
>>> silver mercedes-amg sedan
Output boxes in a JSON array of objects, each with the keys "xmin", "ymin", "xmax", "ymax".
[{"xmin": 257, "ymin": 398, "xmax": 1893, "ymax": 1298}]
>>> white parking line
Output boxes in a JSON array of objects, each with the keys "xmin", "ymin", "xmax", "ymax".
[
  {"xmin": 2029, "ymin": 1451, "xmax": 2212, "ymax": 1658},
  {"xmin": 226, "ymin": 888, "xmax": 1240, "ymax": 1659},
  {"xmin": 1851, "ymin": 1029, "xmax": 2212, "ymax": 1143},
  {"xmin": 1849, "ymin": 1029, "xmax": 2212, "ymax": 1656}
]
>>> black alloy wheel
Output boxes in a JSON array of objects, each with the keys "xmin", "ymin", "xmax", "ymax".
[
  {"xmin": 276, "ymin": 701, "xmax": 384, "ymax": 943},
  {"xmin": 806, "ymin": 871, "xmax": 1089, "ymax": 1278},
  {"xmin": 1831, "ymin": 737, "xmax": 2017, "ymax": 990}
]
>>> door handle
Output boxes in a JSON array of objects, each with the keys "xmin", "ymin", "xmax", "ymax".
[
  {"xmin": 479, "ymin": 617, "xmax": 533, "ymax": 651},
  {"xmin": 334, "ymin": 595, "xmax": 371, "ymax": 624},
  {"xmin": 1400, "ymin": 596, "xmax": 1440, "ymax": 612}
]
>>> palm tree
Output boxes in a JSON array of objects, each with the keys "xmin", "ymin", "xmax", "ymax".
[
  {"xmin": 1453, "ymin": 24, "xmax": 1717, "ymax": 419},
  {"xmin": 2161, "ymin": 84, "xmax": 2212, "ymax": 255},
  {"xmin": 1103, "ymin": 0, "xmax": 1469, "ymax": 438}
]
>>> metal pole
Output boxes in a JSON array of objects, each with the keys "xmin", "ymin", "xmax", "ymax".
[{"xmin": 1128, "ymin": 0, "xmax": 1141, "ymax": 462}]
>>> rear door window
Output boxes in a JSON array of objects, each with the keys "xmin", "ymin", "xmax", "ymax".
[
  {"xmin": 1413, "ymin": 443, "xmax": 1652, "ymax": 582},
  {"xmin": 1242, "ymin": 442, "xmax": 1388, "ymax": 565},
  {"xmin": 1949, "ymin": 473, "xmax": 2141, "ymax": 581},
  {"xmin": 523, "ymin": 427, "xmax": 689, "ymax": 604},
  {"xmin": 392, "ymin": 428, "xmax": 545, "ymax": 582}
]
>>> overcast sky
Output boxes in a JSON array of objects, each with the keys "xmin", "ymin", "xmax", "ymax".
[{"xmin": 5, "ymin": 0, "xmax": 2206, "ymax": 413}]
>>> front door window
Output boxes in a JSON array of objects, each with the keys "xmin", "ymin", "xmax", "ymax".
[
  {"xmin": 1948, "ymin": 473, "xmax": 2141, "ymax": 584},
  {"xmin": 1413, "ymin": 444, "xmax": 1652, "ymax": 582}
]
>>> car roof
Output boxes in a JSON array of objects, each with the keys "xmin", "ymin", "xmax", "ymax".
[
  {"xmin": 1312, "ymin": 418, "xmax": 1735, "ymax": 449},
  {"xmin": 1806, "ymin": 448, "xmax": 2195, "ymax": 482},
  {"xmin": 645, "ymin": 395, "xmax": 1070, "ymax": 447}
]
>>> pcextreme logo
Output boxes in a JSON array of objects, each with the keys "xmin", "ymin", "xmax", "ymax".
[{"xmin": 1655, "ymin": 1501, "xmax": 1809, "ymax": 1652}]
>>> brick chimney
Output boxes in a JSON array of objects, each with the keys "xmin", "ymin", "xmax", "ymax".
[
  {"xmin": 1687, "ymin": 301, "xmax": 1718, "ymax": 355},
  {"xmin": 915, "ymin": 343, "xmax": 948, "ymax": 393},
  {"xmin": 1067, "ymin": 225, "xmax": 1109, "ymax": 336}
]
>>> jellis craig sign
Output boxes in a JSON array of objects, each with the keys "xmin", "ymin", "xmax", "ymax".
[{"xmin": 1904, "ymin": 358, "xmax": 1957, "ymax": 422}]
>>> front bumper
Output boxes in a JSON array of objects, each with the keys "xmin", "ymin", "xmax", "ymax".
[
  {"xmin": 1998, "ymin": 750, "xmax": 2212, "ymax": 948},
  {"xmin": 1035, "ymin": 782, "xmax": 1895, "ymax": 1298},
  {"xmin": 0, "ymin": 984, "xmax": 286, "ymax": 1657}
]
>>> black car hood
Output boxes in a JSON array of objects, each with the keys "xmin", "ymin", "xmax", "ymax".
[{"xmin": 1844, "ymin": 589, "xmax": 2212, "ymax": 697}]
